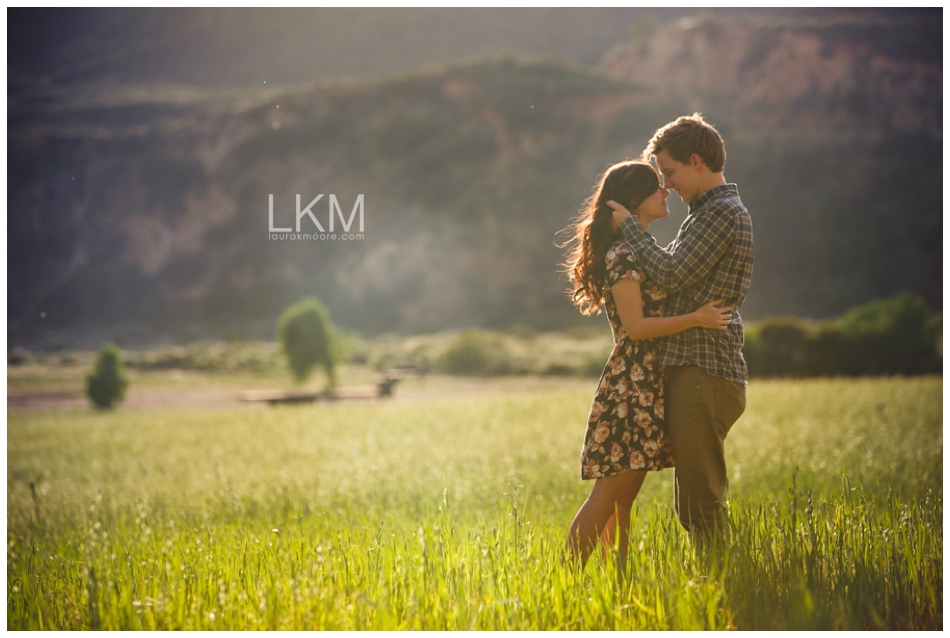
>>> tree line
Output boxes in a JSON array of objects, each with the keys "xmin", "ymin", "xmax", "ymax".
[
  {"xmin": 81, "ymin": 292, "xmax": 940, "ymax": 409},
  {"xmin": 743, "ymin": 293, "xmax": 941, "ymax": 378}
]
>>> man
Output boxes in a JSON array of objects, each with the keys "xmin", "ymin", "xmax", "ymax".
[{"xmin": 607, "ymin": 113, "xmax": 754, "ymax": 544}]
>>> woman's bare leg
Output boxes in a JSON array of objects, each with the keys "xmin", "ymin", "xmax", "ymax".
[
  {"xmin": 601, "ymin": 513, "xmax": 617, "ymax": 547},
  {"xmin": 600, "ymin": 482, "xmax": 644, "ymax": 570},
  {"xmin": 566, "ymin": 470, "xmax": 647, "ymax": 569}
]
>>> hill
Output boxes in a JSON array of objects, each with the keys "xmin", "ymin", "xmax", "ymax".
[{"xmin": 8, "ymin": 11, "xmax": 941, "ymax": 348}]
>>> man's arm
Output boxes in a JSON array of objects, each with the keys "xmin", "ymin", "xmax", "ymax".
[{"xmin": 616, "ymin": 208, "xmax": 735, "ymax": 293}]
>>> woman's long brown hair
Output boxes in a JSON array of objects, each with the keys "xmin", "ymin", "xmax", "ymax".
[{"xmin": 559, "ymin": 160, "xmax": 660, "ymax": 316}]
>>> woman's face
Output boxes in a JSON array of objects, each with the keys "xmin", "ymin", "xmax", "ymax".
[{"xmin": 635, "ymin": 184, "xmax": 670, "ymax": 225}]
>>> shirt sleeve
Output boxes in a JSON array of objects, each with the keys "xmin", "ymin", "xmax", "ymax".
[
  {"xmin": 605, "ymin": 243, "xmax": 643, "ymax": 287},
  {"xmin": 617, "ymin": 208, "xmax": 735, "ymax": 292}
]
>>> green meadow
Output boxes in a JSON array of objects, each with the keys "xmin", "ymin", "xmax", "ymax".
[{"xmin": 7, "ymin": 375, "xmax": 942, "ymax": 630}]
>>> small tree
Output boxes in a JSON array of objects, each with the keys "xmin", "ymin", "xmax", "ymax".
[
  {"xmin": 277, "ymin": 297, "xmax": 342, "ymax": 389},
  {"xmin": 85, "ymin": 343, "xmax": 129, "ymax": 409}
]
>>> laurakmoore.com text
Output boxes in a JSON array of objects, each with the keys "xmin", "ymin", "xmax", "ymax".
[{"xmin": 267, "ymin": 194, "xmax": 364, "ymax": 241}]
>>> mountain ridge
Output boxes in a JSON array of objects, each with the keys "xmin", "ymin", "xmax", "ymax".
[{"xmin": 8, "ymin": 13, "xmax": 941, "ymax": 349}]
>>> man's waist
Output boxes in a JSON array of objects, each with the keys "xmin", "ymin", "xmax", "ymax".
[
  {"xmin": 666, "ymin": 364, "xmax": 748, "ymax": 389},
  {"xmin": 660, "ymin": 358, "xmax": 749, "ymax": 386},
  {"xmin": 655, "ymin": 332, "xmax": 748, "ymax": 384}
]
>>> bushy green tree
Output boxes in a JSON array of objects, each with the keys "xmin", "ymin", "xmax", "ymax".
[
  {"xmin": 85, "ymin": 343, "xmax": 129, "ymax": 409},
  {"xmin": 277, "ymin": 298, "xmax": 343, "ymax": 388}
]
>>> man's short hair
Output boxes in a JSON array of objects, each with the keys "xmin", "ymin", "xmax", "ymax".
[{"xmin": 642, "ymin": 113, "xmax": 726, "ymax": 173}]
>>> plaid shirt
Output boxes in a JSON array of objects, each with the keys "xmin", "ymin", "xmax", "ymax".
[{"xmin": 618, "ymin": 184, "xmax": 754, "ymax": 385}]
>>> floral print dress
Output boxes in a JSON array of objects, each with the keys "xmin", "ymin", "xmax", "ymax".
[{"xmin": 580, "ymin": 241, "xmax": 675, "ymax": 479}]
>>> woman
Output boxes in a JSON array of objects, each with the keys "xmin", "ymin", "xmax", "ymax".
[{"xmin": 560, "ymin": 160, "xmax": 732, "ymax": 569}]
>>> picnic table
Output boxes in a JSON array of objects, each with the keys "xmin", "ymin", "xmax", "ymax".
[{"xmin": 240, "ymin": 367, "xmax": 425, "ymax": 405}]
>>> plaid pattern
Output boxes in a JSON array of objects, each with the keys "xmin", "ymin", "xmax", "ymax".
[{"xmin": 618, "ymin": 184, "xmax": 754, "ymax": 385}]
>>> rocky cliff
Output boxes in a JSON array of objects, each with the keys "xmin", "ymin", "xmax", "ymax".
[{"xmin": 597, "ymin": 14, "xmax": 941, "ymax": 138}]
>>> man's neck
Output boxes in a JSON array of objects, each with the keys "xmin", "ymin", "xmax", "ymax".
[
  {"xmin": 686, "ymin": 173, "xmax": 728, "ymax": 206},
  {"xmin": 697, "ymin": 172, "xmax": 727, "ymax": 195}
]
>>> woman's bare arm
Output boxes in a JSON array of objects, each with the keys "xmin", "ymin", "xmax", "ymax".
[{"xmin": 612, "ymin": 278, "xmax": 731, "ymax": 341}]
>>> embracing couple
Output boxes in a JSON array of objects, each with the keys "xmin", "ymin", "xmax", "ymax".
[{"xmin": 561, "ymin": 113, "xmax": 754, "ymax": 568}]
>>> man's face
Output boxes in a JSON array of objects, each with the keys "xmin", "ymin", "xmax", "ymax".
[{"xmin": 655, "ymin": 150, "xmax": 699, "ymax": 205}]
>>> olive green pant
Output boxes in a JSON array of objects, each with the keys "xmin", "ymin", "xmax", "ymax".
[{"xmin": 665, "ymin": 366, "xmax": 746, "ymax": 540}]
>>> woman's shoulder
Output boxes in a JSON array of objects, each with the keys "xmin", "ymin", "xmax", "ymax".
[
  {"xmin": 604, "ymin": 240, "xmax": 642, "ymax": 283},
  {"xmin": 605, "ymin": 240, "xmax": 639, "ymax": 267}
]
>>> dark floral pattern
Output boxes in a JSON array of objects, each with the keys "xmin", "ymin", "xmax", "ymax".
[{"xmin": 580, "ymin": 242, "xmax": 675, "ymax": 479}]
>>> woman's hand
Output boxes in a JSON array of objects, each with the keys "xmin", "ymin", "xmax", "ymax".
[
  {"xmin": 606, "ymin": 200, "xmax": 632, "ymax": 234},
  {"xmin": 693, "ymin": 299, "xmax": 733, "ymax": 331}
]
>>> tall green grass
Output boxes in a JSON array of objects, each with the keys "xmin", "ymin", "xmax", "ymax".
[{"xmin": 7, "ymin": 377, "xmax": 942, "ymax": 629}]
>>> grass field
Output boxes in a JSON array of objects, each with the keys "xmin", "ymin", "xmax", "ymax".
[{"xmin": 7, "ymin": 375, "xmax": 942, "ymax": 629}]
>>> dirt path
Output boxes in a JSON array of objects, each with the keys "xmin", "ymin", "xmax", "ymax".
[
  {"xmin": 8, "ymin": 377, "xmax": 592, "ymax": 412},
  {"xmin": 7, "ymin": 387, "xmax": 267, "ymax": 411}
]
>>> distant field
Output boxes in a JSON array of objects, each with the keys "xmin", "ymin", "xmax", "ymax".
[
  {"xmin": 6, "ymin": 331, "xmax": 614, "ymax": 395},
  {"xmin": 6, "ymin": 333, "xmax": 614, "ymax": 411},
  {"xmin": 7, "ymin": 376, "xmax": 942, "ymax": 629}
]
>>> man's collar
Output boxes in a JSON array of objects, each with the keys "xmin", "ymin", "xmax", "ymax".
[{"xmin": 688, "ymin": 184, "xmax": 738, "ymax": 213}]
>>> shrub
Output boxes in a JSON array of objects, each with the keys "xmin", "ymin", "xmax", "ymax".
[
  {"xmin": 836, "ymin": 292, "xmax": 941, "ymax": 375},
  {"xmin": 744, "ymin": 317, "xmax": 810, "ymax": 377},
  {"xmin": 566, "ymin": 326, "xmax": 607, "ymax": 341},
  {"xmin": 85, "ymin": 343, "xmax": 129, "ymax": 409},
  {"xmin": 436, "ymin": 330, "xmax": 512, "ymax": 376},
  {"xmin": 542, "ymin": 362, "xmax": 576, "ymax": 376},
  {"xmin": 745, "ymin": 293, "xmax": 940, "ymax": 378},
  {"xmin": 507, "ymin": 325, "xmax": 540, "ymax": 341},
  {"xmin": 582, "ymin": 352, "xmax": 612, "ymax": 378},
  {"xmin": 803, "ymin": 324, "xmax": 850, "ymax": 376},
  {"xmin": 277, "ymin": 298, "xmax": 344, "ymax": 388},
  {"xmin": 8, "ymin": 347, "xmax": 31, "ymax": 365}
]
